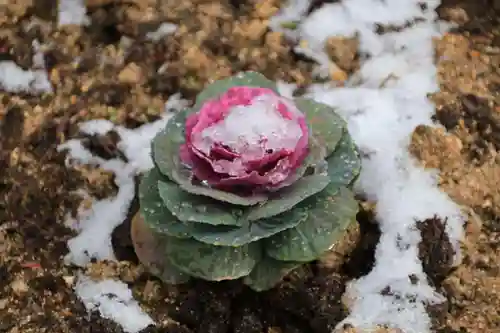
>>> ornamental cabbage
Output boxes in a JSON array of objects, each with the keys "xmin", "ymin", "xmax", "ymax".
[{"xmin": 131, "ymin": 72, "xmax": 361, "ymax": 291}]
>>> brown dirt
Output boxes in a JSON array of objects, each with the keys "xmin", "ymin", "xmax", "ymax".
[
  {"xmin": 0, "ymin": 1, "xmax": 498, "ymax": 333},
  {"xmin": 410, "ymin": 1, "xmax": 500, "ymax": 331}
]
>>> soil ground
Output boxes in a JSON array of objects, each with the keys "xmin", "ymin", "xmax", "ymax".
[{"xmin": 0, "ymin": 1, "xmax": 498, "ymax": 333}]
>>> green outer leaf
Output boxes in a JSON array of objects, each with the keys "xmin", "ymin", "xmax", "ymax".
[
  {"xmin": 165, "ymin": 237, "xmax": 261, "ymax": 281},
  {"xmin": 157, "ymin": 180, "xmax": 244, "ymax": 226},
  {"xmin": 265, "ymin": 186, "xmax": 359, "ymax": 262},
  {"xmin": 326, "ymin": 131, "xmax": 361, "ymax": 187},
  {"xmin": 194, "ymin": 71, "xmax": 279, "ymax": 107},
  {"xmin": 176, "ymin": 168, "xmax": 268, "ymax": 206},
  {"xmin": 302, "ymin": 135, "xmax": 329, "ymax": 171},
  {"xmin": 245, "ymin": 174, "xmax": 331, "ymax": 221},
  {"xmin": 151, "ymin": 109, "xmax": 268, "ymax": 206},
  {"xmin": 151, "ymin": 109, "xmax": 189, "ymax": 181},
  {"xmin": 150, "ymin": 252, "xmax": 191, "ymax": 284},
  {"xmin": 138, "ymin": 168, "xmax": 191, "ymax": 238},
  {"xmin": 185, "ymin": 206, "xmax": 308, "ymax": 246},
  {"xmin": 243, "ymin": 256, "xmax": 302, "ymax": 292},
  {"xmin": 295, "ymin": 98, "xmax": 346, "ymax": 157},
  {"xmin": 157, "ymin": 263, "xmax": 191, "ymax": 284},
  {"xmin": 132, "ymin": 213, "xmax": 190, "ymax": 284}
]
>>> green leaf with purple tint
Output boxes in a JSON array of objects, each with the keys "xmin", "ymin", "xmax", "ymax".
[
  {"xmin": 265, "ymin": 186, "xmax": 358, "ymax": 262},
  {"xmin": 165, "ymin": 237, "xmax": 261, "ymax": 281},
  {"xmin": 194, "ymin": 71, "xmax": 279, "ymax": 107},
  {"xmin": 295, "ymin": 98, "xmax": 346, "ymax": 157}
]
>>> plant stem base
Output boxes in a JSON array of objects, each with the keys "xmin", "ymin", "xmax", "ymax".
[{"xmin": 131, "ymin": 212, "xmax": 176, "ymax": 281}]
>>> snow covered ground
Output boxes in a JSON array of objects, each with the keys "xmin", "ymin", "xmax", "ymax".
[
  {"xmin": 0, "ymin": 40, "xmax": 52, "ymax": 94},
  {"xmin": 284, "ymin": 1, "xmax": 465, "ymax": 331},
  {"xmin": 57, "ymin": 94, "xmax": 188, "ymax": 332},
  {"xmin": 45, "ymin": 0, "xmax": 465, "ymax": 332}
]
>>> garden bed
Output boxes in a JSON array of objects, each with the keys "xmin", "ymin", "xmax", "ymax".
[{"xmin": 0, "ymin": 1, "xmax": 498, "ymax": 333}]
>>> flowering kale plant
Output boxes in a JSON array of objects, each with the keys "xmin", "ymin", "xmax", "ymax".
[{"xmin": 132, "ymin": 72, "xmax": 361, "ymax": 291}]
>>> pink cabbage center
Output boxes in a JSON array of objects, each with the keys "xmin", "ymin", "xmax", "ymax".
[
  {"xmin": 180, "ymin": 86, "xmax": 309, "ymax": 190},
  {"xmin": 191, "ymin": 94, "xmax": 303, "ymax": 181}
]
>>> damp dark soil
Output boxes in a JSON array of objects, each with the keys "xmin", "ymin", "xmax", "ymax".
[{"xmin": 0, "ymin": 0, "xmax": 498, "ymax": 333}]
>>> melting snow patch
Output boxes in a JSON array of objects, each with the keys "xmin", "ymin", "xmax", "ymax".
[
  {"xmin": 268, "ymin": 0, "xmax": 312, "ymax": 39},
  {"xmin": 270, "ymin": 0, "xmax": 466, "ymax": 332},
  {"xmin": 75, "ymin": 274, "xmax": 154, "ymax": 333},
  {"xmin": 146, "ymin": 22, "xmax": 178, "ymax": 41},
  {"xmin": 58, "ymin": 0, "xmax": 88, "ymax": 26},
  {"xmin": 0, "ymin": 61, "xmax": 52, "ymax": 94},
  {"xmin": 276, "ymin": 80, "xmax": 298, "ymax": 99},
  {"xmin": 0, "ymin": 39, "xmax": 52, "ymax": 94},
  {"xmin": 59, "ymin": 94, "xmax": 189, "ymax": 332}
]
